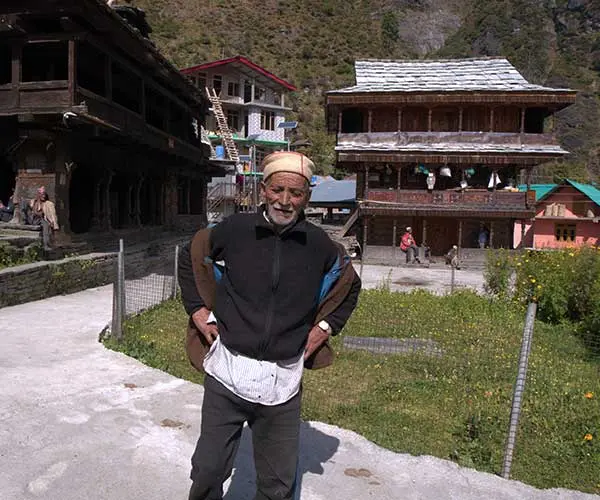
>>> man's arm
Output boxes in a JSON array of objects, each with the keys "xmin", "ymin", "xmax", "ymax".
[
  {"xmin": 178, "ymin": 241, "xmax": 205, "ymax": 316},
  {"xmin": 322, "ymin": 270, "xmax": 361, "ymax": 334}
]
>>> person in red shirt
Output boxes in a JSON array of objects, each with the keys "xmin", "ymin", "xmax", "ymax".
[{"xmin": 400, "ymin": 226, "xmax": 420, "ymax": 263}]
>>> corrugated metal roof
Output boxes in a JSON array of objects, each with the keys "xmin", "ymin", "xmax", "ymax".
[
  {"xmin": 518, "ymin": 184, "xmax": 557, "ymax": 200},
  {"xmin": 519, "ymin": 179, "xmax": 600, "ymax": 205},
  {"xmin": 310, "ymin": 180, "xmax": 356, "ymax": 204},
  {"xmin": 330, "ymin": 58, "xmax": 574, "ymax": 94},
  {"xmin": 566, "ymin": 179, "xmax": 600, "ymax": 206}
]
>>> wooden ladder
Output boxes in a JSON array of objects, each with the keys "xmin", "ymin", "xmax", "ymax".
[{"xmin": 206, "ymin": 87, "xmax": 240, "ymax": 164}]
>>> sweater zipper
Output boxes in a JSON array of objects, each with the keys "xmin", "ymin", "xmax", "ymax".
[{"xmin": 259, "ymin": 235, "xmax": 280, "ymax": 359}]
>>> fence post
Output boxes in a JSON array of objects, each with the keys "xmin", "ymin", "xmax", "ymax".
[
  {"xmin": 450, "ymin": 265, "xmax": 456, "ymax": 293},
  {"xmin": 502, "ymin": 301, "xmax": 537, "ymax": 479},
  {"xmin": 172, "ymin": 244, "xmax": 180, "ymax": 299},
  {"xmin": 112, "ymin": 239, "xmax": 125, "ymax": 341}
]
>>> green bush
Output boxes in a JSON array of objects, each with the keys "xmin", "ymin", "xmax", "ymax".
[{"xmin": 485, "ymin": 247, "xmax": 600, "ymax": 328}]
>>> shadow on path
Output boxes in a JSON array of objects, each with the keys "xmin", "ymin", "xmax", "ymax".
[{"xmin": 224, "ymin": 421, "xmax": 340, "ymax": 499}]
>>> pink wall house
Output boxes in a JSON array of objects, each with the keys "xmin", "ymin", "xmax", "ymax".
[{"xmin": 514, "ymin": 180, "xmax": 600, "ymax": 249}]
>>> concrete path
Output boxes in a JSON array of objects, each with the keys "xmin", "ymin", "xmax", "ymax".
[{"xmin": 0, "ymin": 282, "xmax": 597, "ymax": 500}]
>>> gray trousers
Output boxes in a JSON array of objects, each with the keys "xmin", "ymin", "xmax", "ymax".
[{"xmin": 189, "ymin": 374, "xmax": 301, "ymax": 500}]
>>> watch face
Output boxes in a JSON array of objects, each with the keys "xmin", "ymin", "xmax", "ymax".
[{"xmin": 318, "ymin": 320, "xmax": 330, "ymax": 331}]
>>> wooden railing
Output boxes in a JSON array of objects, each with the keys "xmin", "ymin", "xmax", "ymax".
[{"xmin": 366, "ymin": 188, "xmax": 530, "ymax": 208}]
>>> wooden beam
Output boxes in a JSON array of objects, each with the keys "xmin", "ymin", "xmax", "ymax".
[
  {"xmin": 337, "ymin": 111, "xmax": 342, "ymax": 134},
  {"xmin": 520, "ymin": 107, "xmax": 526, "ymax": 134},
  {"xmin": 68, "ymin": 39, "xmax": 76, "ymax": 105},
  {"xmin": 392, "ymin": 218, "xmax": 397, "ymax": 260},
  {"xmin": 458, "ymin": 219, "xmax": 463, "ymax": 259},
  {"xmin": 367, "ymin": 109, "xmax": 372, "ymax": 133},
  {"xmin": 364, "ymin": 164, "xmax": 369, "ymax": 199},
  {"xmin": 11, "ymin": 44, "xmax": 20, "ymax": 108},
  {"xmin": 489, "ymin": 221, "xmax": 495, "ymax": 248},
  {"xmin": 427, "ymin": 108, "xmax": 432, "ymax": 132},
  {"xmin": 489, "ymin": 107, "xmax": 495, "ymax": 132},
  {"xmin": 397, "ymin": 108, "xmax": 402, "ymax": 132},
  {"xmin": 458, "ymin": 107, "xmax": 463, "ymax": 132}
]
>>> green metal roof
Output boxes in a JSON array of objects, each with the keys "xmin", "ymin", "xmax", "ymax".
[
  {"xmin": 207, "ymin": 134, "xmax": 287, "ymax": 147},
  {"xmin": 565, "ymin": 179, "xmax": 600, "ymax": 206},
  {"xmin": 518, "ymin": 184, "xmax": 557, "ymax": 201},
  {"xmin": 519, "ymin": 180, "xmax": 600, "ymax": 205}
]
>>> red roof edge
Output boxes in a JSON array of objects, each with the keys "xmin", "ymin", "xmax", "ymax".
[{"xmin": 181, "ymin": 55, "xmax": 297, "ymax": 91}]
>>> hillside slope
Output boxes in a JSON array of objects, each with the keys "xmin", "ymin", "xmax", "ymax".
[{"xmin": 129, "ymin": 0, "xmax": 599, "ymax": 181}]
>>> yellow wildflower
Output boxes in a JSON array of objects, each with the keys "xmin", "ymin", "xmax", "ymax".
[
  {"xmin": 584, "ymin": 433, "xmax": 593, "ymax": 441},
  {"xmin": 584, "ymin": 392, "xmax": 594, "ymax": 399}
]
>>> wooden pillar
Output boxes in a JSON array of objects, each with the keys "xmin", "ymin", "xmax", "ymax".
[
  {"xmin": 104, "ymin": 170, "xmax": 113, "ymax": 230},
  {"xmin": 397, "ymin": 108, "xmax": 402, "ymax": 132},
  {"xmin": 135, "ymin": 174, "xmax": 143, "ymax": 227},
  {"xmin": 458, "ymin": 220, "xmax": 463, "ymax": 259},
  {"xmin": 337, "ymin": 111, "xmax": 342, "ymax": 134},
  {"xmin": 422, "ymin": 218, "xmax": 427, "ymax": 247},
  {"xmin": 396, "ymin": 166, "xmax": 401, "ymax": 190},
  {"xmin": 68, "ymin": 40, "xmax": 76, "ymax": 106},
  {"xmin": 458, "ymin": 107, "xmax": 463, "ymax": 132},
  {"xmin": 520, "ymin": 219, "xmax": 526, "ymax": 249},
  {"xmin": 364, "ymin": 165, "xmax": 370, "ymax": 199},
  {"xmin": 105, "ymin": 56, "xmax": 112, "ymax": 101},
  {"xmin": 360, "ymin": 216, "xmax": 368, "ymax": 278},
  {"xmin": 392, "ymin": 219, "xmax": 397, "ymax": 260},
  {"xmin": 489, "ymin": 107, "xmax": 495, "ymax": 132},
  {"xmin": 428, "ymin": 108, "xmax": 432, "ymax": 132},
  {"xmin": 489, "ymin": 221, "xmax": 495, "ymax": 248},
  {"xmin": 520, "ymin": 108, "xmax": 526, "ymax": 134},
  {"xmin": 367, "ymin": 109, "xmax": 373, "ymax": 133},
  {"xmin": 11, "ymin": 44, "xmax": 21, "ymax": 107}
]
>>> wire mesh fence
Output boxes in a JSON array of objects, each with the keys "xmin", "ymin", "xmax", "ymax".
[{"xmin": 107, "ymin": 243, "xmax": 600, "ymax": 494}]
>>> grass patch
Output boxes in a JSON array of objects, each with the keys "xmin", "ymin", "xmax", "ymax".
[{"xmin": 104, "ymin": 290, "xmax": 600, "ymax": 494}]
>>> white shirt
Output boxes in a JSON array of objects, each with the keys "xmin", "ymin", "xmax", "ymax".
[{"xmin": 203, "ymin": 335, "xmax": 304, "ymax": 406}]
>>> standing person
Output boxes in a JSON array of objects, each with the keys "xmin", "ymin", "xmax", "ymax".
[
  {"xmin": 400, "ymin": 226, "xmax": 420, "ymax": 263},
  {"xmin": 478, "ymin": 224, "xmax": 489, "ymax": 249},
  {"xmin": 178, "ymin": 151, "xmax": 361, "ymax": 500}
]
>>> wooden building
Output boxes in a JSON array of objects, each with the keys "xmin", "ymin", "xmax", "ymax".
[
  {"xmin": 326, "ymin": 58, "xmax": 577, "ymax": 260},
  {"xmin": 0, "ymin": 0, "xmax": 222, "ymax": 246}
]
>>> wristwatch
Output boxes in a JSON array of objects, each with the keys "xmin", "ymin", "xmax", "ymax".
[{"xmin": 317, "ymin": 320, "xmax": 332, "ymax": 335}]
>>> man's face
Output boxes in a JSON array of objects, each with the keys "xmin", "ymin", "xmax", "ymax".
[{"xmin": 260, "ymin": 172, "xmax": 310, "ymax": 227}]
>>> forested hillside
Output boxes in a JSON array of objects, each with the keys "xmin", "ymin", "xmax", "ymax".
[{"xmin": 128, "ymin": 0, "xmax": 600, "ymax": 181}]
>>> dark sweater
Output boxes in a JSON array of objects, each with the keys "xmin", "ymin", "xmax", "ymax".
[{"xmin": 178, "ymin": 209, "xmax": 361, "ymax": 361}]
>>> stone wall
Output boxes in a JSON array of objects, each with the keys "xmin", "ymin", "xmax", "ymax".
[
  {"xmin": 0, "ymin": 253, "xmax": 117, "ymax": 308},
  {"xmin": 0, "ymin": 235, "xmax": 191, "ymax": 308}
]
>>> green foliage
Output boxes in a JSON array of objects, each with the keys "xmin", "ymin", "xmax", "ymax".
[
  {"xmin": 105, "ymin": 290, "xmax": 599, "ymax": 493},
  {"xmin": 0, "ymin": 242, "xmax": 42, "ymax": 270},
  {"xmin": 483, "ymin": 248, "xmax": 513, "ymax": 298},
  {"xmin": 381, "ymin": 11, "xmax": 400, "ymax": 55}
]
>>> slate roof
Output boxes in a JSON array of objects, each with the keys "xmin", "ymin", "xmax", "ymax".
[
  {"xmin": 310, "ymin": 180, "xmax": 356, "ymax": 204},
  {"xmin": 329, "ymin": 58, "xmax": 574, "ymax": 94},
  {"xmin": 336, "ymin": 138, "xmax": 569, "ymax": 156}
]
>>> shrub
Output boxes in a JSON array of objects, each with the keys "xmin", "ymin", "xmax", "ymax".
[{"xmin": 483, "ymin": 248, "xmax": 513, "ymax": 299}]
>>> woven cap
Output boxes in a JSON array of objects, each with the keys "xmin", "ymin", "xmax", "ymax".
[{"xmin": 261, "ymin": 152, "xmax": 314, "ymax": 183}]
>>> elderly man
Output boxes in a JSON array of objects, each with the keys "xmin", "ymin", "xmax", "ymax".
[
  {"xmin": 20, "ymin": 186, "xmax": 59, "ymax": 251},
  {"xmin": 178, "ymin": 151, "xmax": 361, "ymax": 500},
  {"xmin": 400, "ymin": 226, "xmax": 420, "ymax": 263}
]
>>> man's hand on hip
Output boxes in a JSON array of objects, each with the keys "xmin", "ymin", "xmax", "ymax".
[
  {"xmin": 192, "ymin": 307, "xmax": 219, "ymax": 345},
  {"xmin": 304, "ymin": 325, "xmax": 330, "ymax": 360}
]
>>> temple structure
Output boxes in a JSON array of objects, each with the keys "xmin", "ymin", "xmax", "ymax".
[
  {"xmin": 326, "ymin": 58, "xmax": 577, "ymax": 260},
  {"xmin": 0, "ymin": 0, "xmax": 222, "ymax": 248}
]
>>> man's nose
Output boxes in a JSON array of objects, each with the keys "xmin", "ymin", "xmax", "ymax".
[{"xmin": 280, "ymin": 191, "xmax": 291, "ymax": 205}]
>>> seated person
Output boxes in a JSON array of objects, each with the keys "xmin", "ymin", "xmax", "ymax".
[
  {"xmin": 0, "ymin": 194, "xmax": 14, "ymax": 222},
  {"xmin": 400, "ymin": 226, "xmax": 421, "ymax": 264},
  {"xmin": 445, "ymin": 245, "xmax": 460, "ymax": 269},
  {"xmin": 21, "ymin": 186, "xmax": 59, "ymax": 250}
]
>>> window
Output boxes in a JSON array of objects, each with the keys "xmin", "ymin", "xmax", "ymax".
[
  {"xmin": 196, "ymin": 72, "xmax": 206, "ymax": 90},
  {"xmin": 22, "ymin": 42, "xmax": 68, "ymax": 82},
  {"xmin": 555, "ymin": 223, "xmax": 576, "ymax": 242},
  {"xmin": 213, "ymin": 75, "xmax": 222, "ymax": 94},
  {"xmin": 227, "ymin": 81, "xmax": 240, "ymax": 97},
  {"xmin": 260, "ymin": 111, "xmax": 275, "ymax": 131},
  {"xmin": 226, "ymin": 110, "xmax": 239, "ymax": 132}
]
